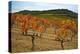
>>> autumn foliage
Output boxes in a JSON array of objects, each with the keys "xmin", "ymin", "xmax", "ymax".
[{"xmin": 11, "ymin": 13, "xmax": 77, "ymax": 37}]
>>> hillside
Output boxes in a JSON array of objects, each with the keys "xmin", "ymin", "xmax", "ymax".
[{"xmin": 15, "ymin": 9, "xmax": 78, "ymax": 18}]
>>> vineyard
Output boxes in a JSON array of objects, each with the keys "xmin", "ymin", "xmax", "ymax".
[{"xmin": 9, "ymin": 11, "xmax": 78, "ymax": 53}]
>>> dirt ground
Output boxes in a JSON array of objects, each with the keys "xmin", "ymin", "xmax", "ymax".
[{"xmin": 11, "ymin": 24, "xmax": 78, "ymax": 53}]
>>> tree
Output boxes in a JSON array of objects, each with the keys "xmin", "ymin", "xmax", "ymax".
[
  {"xmin": 55, "ymin": 28, "xmax": 74, "ymax": 49},
  {"xmin": 61, "ymin": 19, "xmax": 77, "ymax": 41}
]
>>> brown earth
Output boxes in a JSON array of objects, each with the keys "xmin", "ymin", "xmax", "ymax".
[{"xmin": 11, "ymin": 24, "xmax": 78, "ymax": 53}]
